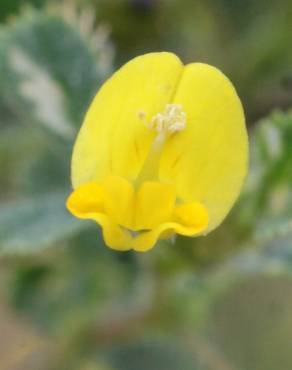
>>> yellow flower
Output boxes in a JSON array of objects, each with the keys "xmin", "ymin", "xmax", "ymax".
[{"xmin": 66, "ymin": 52, "xmax": 248, "ymax": 252}]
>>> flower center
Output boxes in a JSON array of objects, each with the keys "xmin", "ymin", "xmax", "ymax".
[
  {"xmin": 136, "ymin": 104, "xmax": 186, "ymax": 185},
  {"xmin": 148, "ymin": 103, "xmax": 186, "ymax": 142}
]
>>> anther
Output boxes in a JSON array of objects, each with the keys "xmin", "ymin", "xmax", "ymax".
[{"xmin": 148, "ymin": 104, "xmax": 186, "ymax": 140}]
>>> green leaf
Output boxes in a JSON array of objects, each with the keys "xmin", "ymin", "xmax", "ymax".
[
  {"xmin": 240, "ymin": 110, "xmax": 292, "ymax": 231},
  {"xmin": 0, "ymin": 8, "xmax": 112, "ymax": 140},
  {"xmin": 0, "ymin": 191, "xmax": 87, "ymax": 255}
]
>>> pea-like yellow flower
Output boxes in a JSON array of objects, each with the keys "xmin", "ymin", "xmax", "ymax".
[{"xmin": 66, "ymin": 52, "xmax": 248, "ymax": 252}]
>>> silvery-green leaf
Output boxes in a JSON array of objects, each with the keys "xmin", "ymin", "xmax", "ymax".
[
  {"xmin": 0, "ymin": 10, "xmax": 112, "ymax": 140},
  {"xmin": 0, "ymin": 191, "xmax": 87, "ymax": 255}
]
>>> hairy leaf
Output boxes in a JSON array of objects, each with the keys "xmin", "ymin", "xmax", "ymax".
[
  {"xmin": 0, "ymin": 192, "xmax": 87, "ymax": 254},
  {"xmin": 0, "ymin": 10, "xmax": 110, "ymax": 140}
]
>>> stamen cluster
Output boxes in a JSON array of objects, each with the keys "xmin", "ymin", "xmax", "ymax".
[{"xmin": 148, "ymin": 104, "xmax": 186, "ymax": 140}]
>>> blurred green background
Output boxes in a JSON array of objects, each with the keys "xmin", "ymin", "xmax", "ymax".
[{"xmin": 0, "ymin": 0, "xmax": 292, "ymax": 369}]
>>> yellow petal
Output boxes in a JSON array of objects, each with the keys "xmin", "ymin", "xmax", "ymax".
[
  {"xmin": 72, "ymin": 52, "xmax": 183, "ymax": 188},
  {"xmin": 66, "ymin": 182, "xmax": 132, "ymax": 251},
  {"xmin": 132, "ymin": 218, "xmax": 208, "ymax": 252},
  {"xmin": 134, "ymin": 181, "xmax": 176, "ymax": 230},
  {"xmin": 103, "ymin": 176, "xmax": 134, "ymax": 229},
  {"xmin": 66, "ymin": 182, "xmax": 104, "ymax": 218},
  {"xmin": 133, "ymin": 201, "xmax": 208, "ymax": 252},
  {"xmin": 91, "ymin": 214, "xmax": 132, "ymax": 252},
  {"xmin": 160, "ymin": 63, "xmax": 248, "ymax": 232},
  {"xmin": 173, "ymin": 201, "xmax": 209, "ymax": 230}
]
